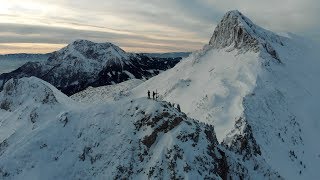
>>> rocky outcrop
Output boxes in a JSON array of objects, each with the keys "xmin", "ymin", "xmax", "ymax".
[
  {"xmin": 209, "ymin": 10, "xmax": 283, "ymax": 61},
  {"xmin": 223, "ymin": 117, "xmax": 261, "ymax": 160}
]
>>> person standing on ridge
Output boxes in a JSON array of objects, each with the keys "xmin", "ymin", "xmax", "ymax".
[
  {"xmin": 152, "ymin": 91, "xmax": 155, "ymax": 100},
  {"xmin": 177, "ymin": 104, "xmax": 181, "ymax": 112},
  {"xmin": 147, "ymin": 90, "xmax": 150, "ymax": 99}
]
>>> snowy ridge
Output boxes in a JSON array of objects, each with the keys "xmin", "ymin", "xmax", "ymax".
[
  {"xmin": 131, "ymin": 47, "xmax": 261, "ymax": 141},
  {"xmin": 0, "ymin": 77, "xmax": 280, "ymax": 179},
  {"xmin": 71, "ymin": 79, "xmax": 144, "ymax": 104}
]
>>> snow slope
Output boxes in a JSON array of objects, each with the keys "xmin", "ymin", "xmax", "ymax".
[
  {"xmin": 0, "ymin": 77, "xmax": 281, "ymax": 179},
  {"xmin": 71, "ymin": 79, "xmax": 144, "ymax": 104},
  {"xmin": 130, "ymin": 10, "xmax": 320, "ymax": 179},
  {"xmin": 234, "ymin": 33, "xmax": 320, "ymax": 179},
  {"xmin": 132, "ymin": 47, "xmax": 260, "ymax": 141}
]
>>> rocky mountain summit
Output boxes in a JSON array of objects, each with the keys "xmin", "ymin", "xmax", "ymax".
[{"xmin": 209, "ymin": 10, "xmax": 282, "ymax": 61}]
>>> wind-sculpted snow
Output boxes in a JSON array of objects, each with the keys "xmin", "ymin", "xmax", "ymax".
[{"xmin": 0, "ymin": 40, "xmax": 180, "ymax": 96}]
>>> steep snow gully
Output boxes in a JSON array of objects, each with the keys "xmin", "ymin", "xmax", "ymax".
[{"xmin": 0, "ymin": 10, "xmax": 320, "ymax": 179}]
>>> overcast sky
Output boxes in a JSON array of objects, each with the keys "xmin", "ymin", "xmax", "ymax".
[{"xmin": 0, "ymin": 0, "xmax": 319, "ymax": 54}]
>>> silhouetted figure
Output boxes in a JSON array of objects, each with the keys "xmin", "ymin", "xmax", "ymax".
[
  {"xmin": 155, "ymin": 90, "xmax": 158, "ymax": 101},
  {"xmin": 152, "ymin": 91, "xmax": 155, "ymax": 100},
  {"xmin": 147, "ymin": 90, "xmax": 150, "ymax": 99},
  {"xmin": 177, "ymin": 104, "xmax": 181, "ymax": 112}
]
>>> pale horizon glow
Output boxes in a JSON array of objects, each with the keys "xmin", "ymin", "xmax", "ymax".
[{"xmin": 0, "ymin": 0, "xmax": 319, "ymax": 54}]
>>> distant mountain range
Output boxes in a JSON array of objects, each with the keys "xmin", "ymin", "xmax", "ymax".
[
  {"xmin": 0, "ymin": 53, "xmax": 50, "ymax": 75},
  {"xmin": 0, "ymin": 52, "xmax": 190, "ymax": 61},
  {"xmin": 0, "ymin": 53, "xmax": 51, "ymax": 61},
  {"xmin": 142, "ymin": 52, "xmax": 191, "ymax": 59}
]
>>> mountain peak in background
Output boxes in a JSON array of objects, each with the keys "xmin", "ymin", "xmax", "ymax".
[
  {"xmin": 209, "ymin": 10, "xmax": 282, "ymax": 61},
  {"xmin": 0, "ymin": 40, "xmax": 181, "ymax": 95},
  {"xmin": 48, "ymin": 39, "xmax": 129, "ymax": 66}
]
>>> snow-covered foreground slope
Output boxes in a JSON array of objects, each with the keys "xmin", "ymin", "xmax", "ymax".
[
  {"xmin": 130, "ymin": 10, "xmax": 320, "ymax": 179},
  {"xmin": 0, "ymin": 77, "xmax": 281, "ymax": 179},
  {"xmin": 71, "ymin": 79, "xmax": 143, "ymax": 104}
]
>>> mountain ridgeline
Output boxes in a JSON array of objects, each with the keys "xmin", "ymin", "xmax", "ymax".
[{"xmin": 0, "ymin": 40, "xmax": 182, "ymax": 95}]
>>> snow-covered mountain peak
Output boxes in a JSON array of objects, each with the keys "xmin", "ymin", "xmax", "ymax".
[
  {"xmin": 47, "ymin": 39, "xmax": 129, "ymax": 68},
  {"xmin": 70, "ymin": 39, "xmax": 128, "ymax": 60},
  {"xmin": 0, "ymin": 39, "xmax": 181, "ymax": 95},
  {"xmin": 209, "ymin": 10, "xmax": 283, "ymax": 61}
]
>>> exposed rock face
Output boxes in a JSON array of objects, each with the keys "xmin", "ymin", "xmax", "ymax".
[
  {"xmin": 223, "ymin": 117, "xmax": 261, "ymax": 160},
  {"xmin": 209, "ymin": 10, "xmax": 282, "ymax": 61},
  {"xmin": 0, "ymin": 40, "xmax": 181, "ymax": 95}
]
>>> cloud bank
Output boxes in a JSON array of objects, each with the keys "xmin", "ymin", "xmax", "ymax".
[{"xmin": 0, "ymin": 0, "xmax": 319, "ymax": 53}]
